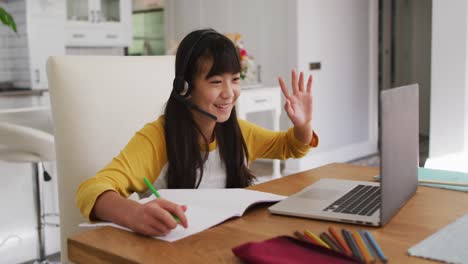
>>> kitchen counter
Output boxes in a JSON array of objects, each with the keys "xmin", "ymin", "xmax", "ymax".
[
  {"xmin": 0, "ymin": 90, "xmax": 50, "ymax": 114},
  {"xmin": 0, "ymin": 89, "xmax": 48, "ymax": 97}
]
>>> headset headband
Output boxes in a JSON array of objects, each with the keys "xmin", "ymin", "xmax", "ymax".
[{"xmin": 174, "ymin": 29, "xmax": 220, "ymax": 96}]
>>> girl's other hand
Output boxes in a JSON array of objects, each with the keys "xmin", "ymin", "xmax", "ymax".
[{"xmin": 130, "ymin": 198, "xmax": 188, "ymax": 236}]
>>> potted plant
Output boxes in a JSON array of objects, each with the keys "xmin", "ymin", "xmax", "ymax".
[{"xmin": 0, "ymin": 7, "xmax": 17, "ymax": 33}]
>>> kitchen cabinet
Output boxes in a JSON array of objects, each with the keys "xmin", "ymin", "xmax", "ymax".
[
  {"xmin": 66, "ymin": 0, "xmax": 132, "ymax": 47},
  {"xmin": 236, "ymin": 87, "xmax": 282, "ymax": 178},
  {"xmin": 3, "ymin": 0, "xmax": 66, "ymax": 90},
  {"xmin": 27, "ymin": 0, "xmax": 64, "ymax": 19},
  {"xmin": 28, "ymin": 25, "xmax": 65, "ymax": 89},
  {"xmin": 27, "ymin": 0, "xmax": 66, "ymax": 90}
]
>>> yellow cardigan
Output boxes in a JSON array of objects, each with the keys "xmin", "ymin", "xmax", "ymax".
[{"xmin": 76, "ymin": 115, "xmax": 319, "ymax": 221}]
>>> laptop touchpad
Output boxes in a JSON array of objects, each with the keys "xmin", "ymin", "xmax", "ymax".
[{"xmin": 297, "ymin": 189, "xmax": 341, "ymax": 200}]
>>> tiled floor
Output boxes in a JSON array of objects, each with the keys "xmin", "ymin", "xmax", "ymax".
[{"xmin": 20, "ymin": 252, "xmax": 61, "ymax": 264}]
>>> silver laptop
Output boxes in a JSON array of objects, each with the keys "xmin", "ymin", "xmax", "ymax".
[{"xmin": 269, "ymin": 84, "xmax": 419, "ymax": 226}]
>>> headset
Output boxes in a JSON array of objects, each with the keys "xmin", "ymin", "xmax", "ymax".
[{"xmin": 172, "ymin": 29, "xmax": 221, "ymax": 121}]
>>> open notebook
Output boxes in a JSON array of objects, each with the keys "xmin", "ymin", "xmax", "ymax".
[{"xmin": 80, "ymin": 189, "xmax": 286, "ymax": 242}]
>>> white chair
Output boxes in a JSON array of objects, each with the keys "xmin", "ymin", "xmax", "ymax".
[
  {"xmin": 46, "ymin": 55, "xmax": 174, "ymax": 263},
  {"xmin": 0, "ymin": 122, "xmax": 56, "ymax": 263}
]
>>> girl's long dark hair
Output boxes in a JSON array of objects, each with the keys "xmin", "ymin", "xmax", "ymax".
[{"xmin": 164, "ymin": 29, "xmax": 256, "ymax": 188}]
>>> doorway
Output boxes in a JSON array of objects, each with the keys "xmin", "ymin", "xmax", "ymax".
[{"xmin": 379, "ymin": 0, "xmax": 431, "ymax": 166}]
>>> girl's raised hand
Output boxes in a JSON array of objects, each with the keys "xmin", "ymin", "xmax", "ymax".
[{"xmin": 278, "ymin": 69, "xmax": 313, "ymax": 128}]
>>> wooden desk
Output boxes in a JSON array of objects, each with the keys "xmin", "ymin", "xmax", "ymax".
[{"xmin": 68, "ymin": 163, "xmax": 468, "ymax": 263}]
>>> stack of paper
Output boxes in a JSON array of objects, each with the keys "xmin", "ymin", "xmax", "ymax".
[
  {"xmin": 418, "ymin": 167, "xmax": 468, "ymax": 192},
  {"xmin": 373, "ymin": 167, "xmax": 468, "ymax": 192}
]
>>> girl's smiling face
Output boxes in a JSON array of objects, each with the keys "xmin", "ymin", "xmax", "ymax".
[{"xmin": 190, "ymin": 59, "xmax": 241, "ymax": 123}]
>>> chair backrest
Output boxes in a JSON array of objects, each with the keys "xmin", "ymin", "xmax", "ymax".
[
  {"xmin": 46, "ymin": 55, "xmax": 174, "ymax": 263},
  {"xmin": 0, "ymin": 122, "xmax": 55, "ymax": 162}
]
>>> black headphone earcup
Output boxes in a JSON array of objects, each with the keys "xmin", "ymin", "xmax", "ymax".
[
  {"xmin": 173, "ymin": 77, "xmax": 190, "ymax": 96},
  {"xmin": 173, "ymin": 30, "xmax": 220, "ymax": 98}
]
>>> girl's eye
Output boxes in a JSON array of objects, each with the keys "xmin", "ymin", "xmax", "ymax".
[
  {"xmin": 233, "ymin": 77, "xmax": 241, "ymax": 82},
  {"xmin": 209, "ymin": 80, "xmax": 222, "ymax": 84}
]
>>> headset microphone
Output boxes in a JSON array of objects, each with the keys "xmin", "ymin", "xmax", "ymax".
[{"xmin": 171, "ymin": 90, "xmax": 218, "ymax": 121}]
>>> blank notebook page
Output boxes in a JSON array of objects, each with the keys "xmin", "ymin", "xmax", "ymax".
[
  {"xmin": 80, "ymin": 189, "xmax": 286, "ymax": 242},
  {"xmin": 408, "ymin": 214, "xmax": 468, "ymax": 263}
]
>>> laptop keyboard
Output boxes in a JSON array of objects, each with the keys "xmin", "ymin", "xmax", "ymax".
[{"xmin": 323, "ymin": 185, "xmax": 381, "ymax": 216}]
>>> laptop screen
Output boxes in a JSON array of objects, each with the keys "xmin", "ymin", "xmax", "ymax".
[{"xmin": 380, "ymin": 84, "xmax": 419, "ymax": 225}]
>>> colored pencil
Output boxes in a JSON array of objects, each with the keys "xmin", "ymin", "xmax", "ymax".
[
  {"xmin": 320, "ymin": 231, "xmax": 347, "ymax": 255},
  {"xmin": 326, "ymin": 228, "xmax": 348, "ymax": 254},
  {"xmin": 304, "ymin": 230, "xmax": 331, "ymax": 249},
  {"xmin": 358, "ymin": 229, "xmax": 376, "ymax": 259},
  {"xmin": 294, "ymin": 230, "xmax": 308, "ymax": 243},
  {"xmin": 328, "ymin": 226, "xmax": 353, "ymax": 256},
  {"xmin": 320, "ymin": 232, "xmax": 341, "ymax": 253},
  {"xmin": 342, "ymin": 229, "xmax": 364, "ymax": 262},
  {"xmin": 364, "ymin": 230, "xmax": 388, "ymax": 263},
  {"xmin": 301, "ymin": 231, "xmax": 321, "ymax": 246},
  {"xmin": 353, "ymin": 231, "xmax": 375, "ymax": 263}
]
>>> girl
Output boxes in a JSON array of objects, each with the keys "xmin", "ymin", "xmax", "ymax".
[{"xmin": 76, "ymin": 28, "xmax": 318, "ymax": 237}]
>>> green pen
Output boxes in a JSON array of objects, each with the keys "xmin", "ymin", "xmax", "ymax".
[{"xmin": 143, "ymin": 177, "xmax": 180, "ymax": 223}]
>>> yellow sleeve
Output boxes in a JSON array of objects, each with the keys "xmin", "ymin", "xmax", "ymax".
[
  {"xmin": 238, "ymin": 119, "xmax": 319, "ymax": 162},
  {"xmin": 76, "ymin": 116, "xmax": 168, "ymax": 221}
]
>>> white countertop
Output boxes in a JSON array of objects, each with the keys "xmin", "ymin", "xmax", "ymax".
[
  {"xmin": 0, "ymin": 92, "xmax": 53, "ymax": 133},
  {"xmin": 0, "ymin": 92, "xmax": 50, "ymax": 114}
]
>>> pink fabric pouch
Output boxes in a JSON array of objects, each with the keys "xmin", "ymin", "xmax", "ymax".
[{"xmin": 232, "ymin": 236, "xmax": 360, "ymax": 264}]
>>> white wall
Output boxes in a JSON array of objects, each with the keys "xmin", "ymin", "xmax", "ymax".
[
  {"xmin": 426, "ymin": 0, "xmax": 468, "ymax": 172},
  {"xmin": 297, "ymin": 0, "xmax": 372, "ymax": 149},
  {"xmin": 430, "ymin": 0, "xmax": 467, "ymax": 157},
  {"xmin": 165, "ymin": 0, "xmax": 378, "ymax": 173},
  {"xmin": 284, "ymin": 0, "xmax": 378, "ymax": 173},
  {"xmin": 165, "ymin": 0, "xmax": 290, "ymax": 129},
  {"xmin": 165, "ymin": 0, "xmax": 289, "ymax": 88}
]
